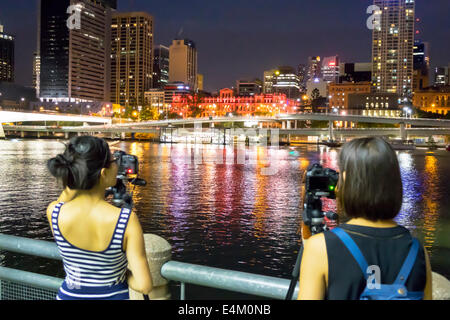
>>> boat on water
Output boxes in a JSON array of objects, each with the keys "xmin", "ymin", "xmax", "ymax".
[
  {"xmin": 321, "ymin": 140, "xmax": 342, "ymax": 148},
  {"xmin": 388, "ymin": 139, "xmax": 416, "ymax": 151}
]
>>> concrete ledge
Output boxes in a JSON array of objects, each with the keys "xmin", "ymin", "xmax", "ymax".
[{"xmin": 432, "ymin": 272, "xmax": 450, "ymax": 300}]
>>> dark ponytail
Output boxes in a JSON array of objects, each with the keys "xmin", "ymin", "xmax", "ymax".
[{"xmin": 48, "ymin": 136, "xmax": 112, "ymax": 190}]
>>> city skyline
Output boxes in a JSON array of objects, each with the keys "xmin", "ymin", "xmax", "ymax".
[{"xmin": 0, "ymin": 0, "xmax": 449, "ymax": 93}]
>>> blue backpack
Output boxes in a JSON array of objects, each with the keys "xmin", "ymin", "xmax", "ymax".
[{"xmin": 331, "ymin": 227, "xmax": 424, "ymax": 300}]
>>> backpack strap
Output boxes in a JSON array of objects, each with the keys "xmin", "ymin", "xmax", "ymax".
[
  {"xmin": 393, "ymin": 238, "xmax": 420, "ymax": 285},
  {"xmin": 331, "ymin": 227, "xmax": 369, "ymax": 279}
]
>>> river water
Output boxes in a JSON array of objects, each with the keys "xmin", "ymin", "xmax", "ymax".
[{"xmin": 0, "ymin": 139, "xmax": 449, "ymax": 299}]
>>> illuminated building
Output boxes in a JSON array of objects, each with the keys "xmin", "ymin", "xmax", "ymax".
[
  {"xmin": 0, "ymin": 23, "xmax": 15, "ymax": 83},
  {"xmin": 111, "ymin": 12, "xmax": 154, "ymax": 107},
  {"xmin": 339, "ymin": 62, "xmax": 372, "ymax": 83},
  {"xmin": 144, "ymin": 89, "xmax": 165, "ymax": 114},
  {"xmin": 297, "ymin": 64, "xmax": 307, "ymax": 88},
  {"xmin": 328, "ymin": 82, "xmax": 372, "ymax": 110},
  {"xmin": 433, "ymin": 66, "xmax": 449, "ymax": 86},
  {"xmin": 153, "ymin": 45, "xmax": 169, "ymax": 89},
  {"xmin": 322, "ymin": 56, "xmax": 340, "ymax": 83},
  {"xmin": 39, "ymin": 0, "xmax": 116, "ymax": 103},
  {"xmin": 263, "ymin": 69, "xmax": 277, "ymax": 94},
  {"xmin": 371, "ymin": 0, "xmax": 415, "ymax": 96},
  {"xmin": 197, "ymin": 74, "xmax": 204, "ymax": 91},
  {"xmin": 263, "ymin": 67, "xmax": 301, "ymax": 99},
  {"xmin": 413, "ymin": 86, "xmax": 450, "ymax": 116},
  {"xmin": 412, "ymin": 40, "xmax": 430, "ymax": 91},
  {"xmin": 169, "ymin": 39, "xmax": 198, "ymax": 91},
  {"xmin": 348, "ymin": 93, "xmax": 400, "ymax": 117},
  {"xmin": 33, "ymin": 53, "xmax": 40, "ymax": 98},
  {"xmin": 236, "ymin": 79, "xmax": 262, "ymax": 96},
  {"xmin": 170, "ymin": 88, "xmax": 296, "ymax": 118},
  {"xmin": 306, "ymin": 78, "xmax": 328, "ymax": 100},
  {"xmin": 307, "ymin": 56, "xmax": 321, "ymax": 82}
]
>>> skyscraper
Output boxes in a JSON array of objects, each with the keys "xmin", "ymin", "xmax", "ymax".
[
  {"xmin": 371, "ymin": 0, "xmax": 415, "ymax": 97},
  {"xmin": 39, "ymin": 0, "xmax": 116, "ymax": 102},
  {"xmin": 152, "ymin": 45, "xmax": 169, "ymax": 89},
  {"xmin": 307, "ymin": 56, "xmax": 322, "ymax": 82},
  {"xmin": 322, "ymin": 56, "xmax": 340, "ymax": 83},
  {"xmin": 263, "ymin": 69, "xmax": 277, "ymax": 94},
  {"xmin": 412, "ymin": 40, "xmax": 430, "ymax": 91},
  {"xmin": 0, "ymin": 24, "xmax": 15, "ymax": 83},
  {"xmin": 111, "ymin": 12, "xmax": 154, "ymax": 107},
  {"xmin": 271, "ymin": 66, "xmax": 301, "ymax": 99},
  {"xmin": 169, "ymin": 39, "xmax": 198, "ymax": 90}
]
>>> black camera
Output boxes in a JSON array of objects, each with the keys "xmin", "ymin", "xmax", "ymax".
[
  {"xmin": 303, "ymin": 164, "xmax": 339, "ymax": 235},
  {"xmin": 114, "ymin": 150, "xmax": 139, "ymax": 177},
  {"xmin": 105, "ymin": 150, "xmax": 146, "ymax": 209},
  {"xmin": 285, "ymin": 163, "xmax": 340, "ymax": 300}
]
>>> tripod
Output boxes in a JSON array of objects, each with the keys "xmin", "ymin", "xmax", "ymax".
[{"xmin": 285, "ymin": 245, "xmax": 304, "ymax": 300}]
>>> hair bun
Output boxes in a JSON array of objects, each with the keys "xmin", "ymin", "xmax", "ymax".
[{"xmin": 56, "ymin": 154, "xmax": 73, "ymax": 167}]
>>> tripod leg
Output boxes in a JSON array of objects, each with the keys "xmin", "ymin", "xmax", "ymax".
[{"xmin": 285, "ymin": 246, "xmax": 304, "ymax": 300}]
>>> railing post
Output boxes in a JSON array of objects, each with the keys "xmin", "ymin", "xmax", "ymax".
[
  {"xmin": 128, "ymin": 234, "xmax": 172, "ymax": 300},
  {"xmin": 400, "ymin": 122, "xmax": 407, "ymax": 140},
  {"xmin": 0, "ymin": 123, "xmax": 5, "ymax": 139},
  {"xmin": 329, "ymin": 120, "xmax": 334, "ymax": 141}
]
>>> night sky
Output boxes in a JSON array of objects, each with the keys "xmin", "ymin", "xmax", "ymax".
[{"xmin": 0, "ymin": 0, "xmax": 449, "ymax": 92}]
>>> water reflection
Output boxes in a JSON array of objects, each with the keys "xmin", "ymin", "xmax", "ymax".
[
  {"xmin": 0, "ymin": 141, "xmax": 449, "ymax": 280},
  {"xmin": 421, "ymin": 154, "xmax": 440, "ymax": 255}
]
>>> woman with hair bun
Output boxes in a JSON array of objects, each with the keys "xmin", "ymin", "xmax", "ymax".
[{"xmin": 46, "ymin": 136, "xmax": 152, "ymax": 300}]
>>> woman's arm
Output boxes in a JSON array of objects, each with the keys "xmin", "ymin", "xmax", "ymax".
[
  {"xmin": 297, "ymin": 233, "xmax": 328, "ymax": 300},
  {"xmin": 124, "ymin": 212, "xmax": 153, "ymax": 295}
]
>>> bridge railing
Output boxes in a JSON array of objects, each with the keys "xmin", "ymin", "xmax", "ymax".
[{"xmin": 0, "ymin": 233, "xmax": 297, "ymax": 300}]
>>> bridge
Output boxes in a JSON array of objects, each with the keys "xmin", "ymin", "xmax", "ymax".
[
  {"xmin": 0, "ymin": 110, "xmax": 112, "ymax": 125},
  {"xmin": 115, "ymin": 114, "xmax": 450, "ymax": 128},
  {"xmin": 1, "ymin": 112, "xmax": 450, "ymax": 143}
]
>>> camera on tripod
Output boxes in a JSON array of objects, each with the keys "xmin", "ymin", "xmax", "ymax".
[
  {"xmin": 105, "ymin": 150, "xmax": 146, "ymax": 209},
  {"xmin": 302, "ymin": 163, "xmax": 339, "ymax": 235}
]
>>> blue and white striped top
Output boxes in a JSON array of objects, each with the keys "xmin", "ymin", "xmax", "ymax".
[{"xmin": 51, "ymin": 202, "xmax": 132, "ymax": 300}]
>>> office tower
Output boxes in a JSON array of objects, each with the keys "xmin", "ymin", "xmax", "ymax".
[
  {"xmin": 412, "ymin": 40, "xmax": 430, "ymax": 91},
  {"xmin": 433, "ymin": 66, "xmax": 449, "ymax": 86},
  {"xmin": 236, "ymin": 79, "xmax": 262, "ymax": 96},
  {"xmin": 307, "ymin": 56, "xmax": 322, "ymax": 81},
  {"xmin": 33, "ymin": 53, "xmax": 40, "ymax": 97},
  {"xmin": 322, "ymin": 56, "xmax": 340, "ymax": 83},
  {"xmin": 152, "ymin": 45, "xmax": 169, "ymax": 89},
  {"xmin": 0, "ymin": 24, "xmax": 14, "ymax": 83},
  {"xmin": 39, "ymin": 0, "xmax": 116, "ymax": 102},
  {"xmin": 272, "ymin": 66, "xmax": 301, "ymax": 99},
  {"xmin": 263, "ymin": 69, "xmax": 277, "ymax": 94},
  {"xmin": 169, "ymin": 39, "xmax": 198, "ymax": 90},
  {"xmin": 111, "ymin": 12, "xmax": 154, "ymax": 107},
  {"xmin": 297, "ymin": 64, "xmax": 307, "ymax": 88},
  {"xmin": 339, "ymin": 62, "xmax": 372, "ymax": 83},
  {"xmin": 371, "ymin": 0, "xmax": 415, "ymax": 97},
  {"xmin": 197, "ymin": 74, "xmax": 204, "ymax": 91}
]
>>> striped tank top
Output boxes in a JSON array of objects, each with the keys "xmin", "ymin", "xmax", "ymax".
[{"xmin": 51, "ymin": 202, "xmax": 131, "ymax": 300}]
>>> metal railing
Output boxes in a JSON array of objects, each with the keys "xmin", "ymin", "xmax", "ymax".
[{"xmin": 0, "ymin": 234, "xmax": 297, "ymax": 300}]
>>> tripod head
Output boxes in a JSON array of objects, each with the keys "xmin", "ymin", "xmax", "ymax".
[{"xmin": 105, "ymin": 150, "xmax": 146, "ymax": 209}]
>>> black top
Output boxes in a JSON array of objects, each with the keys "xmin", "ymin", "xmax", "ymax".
[{"xmin": 324, "ymin": 224, "xmax": 427, "ymax": 300}]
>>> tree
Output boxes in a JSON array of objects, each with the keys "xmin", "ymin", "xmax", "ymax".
[
  {"xmin": 311, "ymin": 88, "xmax": 320, "ymax": 100},
  {"xmin": 140, "ymin": 106, "xmax": 159, "ymax": 121}
]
